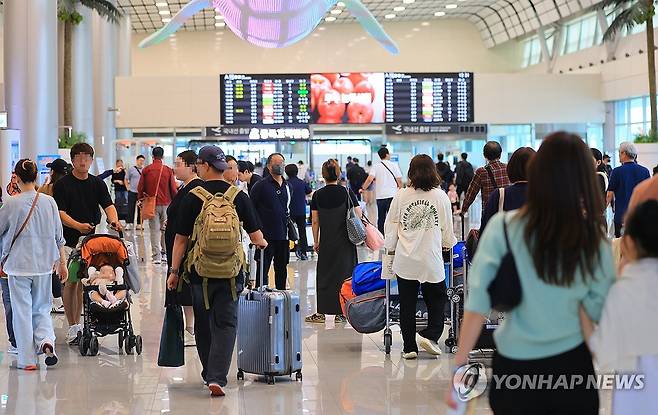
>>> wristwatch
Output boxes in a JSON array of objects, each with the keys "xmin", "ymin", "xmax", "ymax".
[{"xmin": 168, "ymin": 267, "xmax": 179, "ymax": 276}]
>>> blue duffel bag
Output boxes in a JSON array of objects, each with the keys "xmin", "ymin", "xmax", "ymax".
[
  {"xmin": 453, "ymin": 241, "xmax": 467, "ymax": 268},
  {"xmin": 352, "ymin": 261, "xmax": 384, "ymax": 296}
]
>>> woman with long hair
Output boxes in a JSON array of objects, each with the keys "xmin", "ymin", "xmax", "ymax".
[
  {"xmin": 448, "ymin": 132, "xmax": 616, "ymax": 414},
  {"xmin": 384, "ymin": 154, "xmax": 457, "ymax": 358},
  {"xmin": 0, "ymin": 159, "xmax": 68, "ymax": 370},
  {"xmin": 305, "ymin": 159, "xmax": 360, "ymax": 324}
]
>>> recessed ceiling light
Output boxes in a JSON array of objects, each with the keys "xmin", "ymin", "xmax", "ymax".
[
  {"xmin": 318, "ymin": 26, "xmax": 326, "ymax": 31},
  {"xmin": 446, "ymin": 4, "xmax": 458, "ymax": 9},
  {"xmin": 393, "ymin": 6, "xmax": 405, "ymax": 12},
  {"xmin": 385, "ymin": 13, "xmax": 396, "ymax": 19},
  {"xmin": 325, "ymin": 16, "xmax": 336, "ymax": 22},
  {"xmin": 331, "ymin": 9, "xmax": 342, "ymax": 14},
  {"xmin": 337, "ymin": 1, "xmax": 346, "ymax": 6},
  {"xmin": 421, "ymin": 21, "xmax": 430, "ymax": 26},
  {"xmin": 158, "ymin": 10, "xmax": 170, "ymax": 15},
  {"xmin": 161, "ymin": 18, "xmax": 171, "ymax": 23},
  {"xmin": 403, "ymin": 0, "xmax": 415, "ymax": 3},
  {"xmin": 434, "ymin": 11, "xmax": 446, "ymax": 16},
  {"xmin": 413, "ymin": 27, "xmax": 420, "ymax": 31},
  {"xmin": 215, "ymin": 15, "xmax": 224, "ymax": 20},
  {"xmin": 155, "ymin": 2, "xmax": 168, "ymax": 7},
  {"xmin": 215, "ymin": 22, "xmax": 225, "ymax": 27}
]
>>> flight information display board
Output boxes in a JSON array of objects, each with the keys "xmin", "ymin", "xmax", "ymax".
[
  {"xmin": 220, "ymin": 72, "xmax": 474, "ymax": 125},
  {"xmin": 221, "ymin": 74, "xmax": 311, "ymax": 125},
  {"xmin": 384, "ymin": 72, "xmax": 473, "ymax": 123}
]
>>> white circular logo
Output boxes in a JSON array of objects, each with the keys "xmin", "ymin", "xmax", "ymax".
[{"xmin": 453, "ymin": 363, "xmax": 487, "ymax": 401}]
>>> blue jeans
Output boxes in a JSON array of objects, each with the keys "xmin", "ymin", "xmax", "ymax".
[
  {"xmin": 0, "ymin": 278, "xmax": 16, "ymax": 348},
  {"xmin": 8, "ymin": 274, "xmax": 55, "ymax": 367}
]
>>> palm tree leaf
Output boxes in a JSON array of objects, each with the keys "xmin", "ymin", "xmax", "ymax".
[
  {"xmin": 603, "ymin": 3, "xmax": 650, "ymax": 42},
  {"xmin": 79, "ymin": 0, "xmax": 122, "ymax": 23},
  {"xmin": 600, "ymin": 0, "xmax": 639, "ymax": 10}
]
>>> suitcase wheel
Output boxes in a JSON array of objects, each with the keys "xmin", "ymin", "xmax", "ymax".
[
  {"xmin": 295, "ymin": 371, "xmax": 302, "ymax": 381},
  {"xmin": 266, "ymin": 375, "xmax": 275, "ymax": 385},
  {"xmin": 451, "ymin": 345, "xmax": 459, "ymax": 354},
  {"xmin": 445, "ymin": 337, "xmax": 455, "ymax": 348},
  {"xmin": 237, "ymin": 370, "xmax": 244, "ymax": 381}
]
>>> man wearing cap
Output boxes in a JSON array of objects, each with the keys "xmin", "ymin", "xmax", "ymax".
[
  {"xmin": 138, "ymin": 147, "xmax": 178, "ymax": 265},
  {"xmin": 166, "ymin": 145, "xmax": 267, "ymax": 397},
  {"xmin": 249, "ymin": 153, "xmax": 292, "ymax": 290}
]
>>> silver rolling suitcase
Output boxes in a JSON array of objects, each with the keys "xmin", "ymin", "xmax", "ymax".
[{"xmin": 237, "ymin": 248, "xmax": 303, "ymax": 384}]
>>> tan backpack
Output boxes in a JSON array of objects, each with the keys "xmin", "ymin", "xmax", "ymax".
[{"xmin": 186, "ymin": 185, "xmax": 244, "ymax": 306}]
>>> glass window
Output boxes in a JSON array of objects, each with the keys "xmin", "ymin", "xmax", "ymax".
[
  {"xmin": 629, "ymin": 97, "xmax": 645, "ymax": 124},
  {"xmin": 563, "ymin": 22, "xmax": 581, "ymax": 54},
  {"xmin": 579, "ymin": 15, "xmax": 597, "ymax": 49}
]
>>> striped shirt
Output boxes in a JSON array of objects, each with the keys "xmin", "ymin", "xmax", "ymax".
[{"xmin": 461, "ymin": 160, "xmax": 511, "ymax": 213}]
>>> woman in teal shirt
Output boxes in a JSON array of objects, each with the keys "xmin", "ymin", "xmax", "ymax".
[{"xmin": 449, "ymin": 132, "xmax": 615, "ymax": 414}]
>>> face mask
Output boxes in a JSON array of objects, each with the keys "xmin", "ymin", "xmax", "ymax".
[{"xmin": 271, "ymin": 164, "xmax": 285, "ymax": 176}]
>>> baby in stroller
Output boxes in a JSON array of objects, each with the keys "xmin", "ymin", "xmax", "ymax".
[{"xmin": 83, "ymin": 264, "xmax": 127, "ymax": 309}]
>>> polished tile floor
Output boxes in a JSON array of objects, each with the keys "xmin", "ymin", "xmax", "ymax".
[{"xmin": 0, "ymin": 230, "xmax": 611, "ymax": 415}]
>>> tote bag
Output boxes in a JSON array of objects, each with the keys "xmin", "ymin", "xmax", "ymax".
[
  {"xmin": 363, "ymin": 217, "xmax": 384, "ymax": 251},
  {"xmin": 157, "ymin": 305, "xmax": 185, "ymax": 367}
]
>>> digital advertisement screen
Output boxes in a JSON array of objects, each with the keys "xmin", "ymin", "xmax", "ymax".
[
  {"xmin": 220, "ymin": 72, "xmax": 474, "ymax": 126},
  {"xmin": 310, "ymin": 73, "xmax": 386, "ymax": 124},
  {"xmin": 384, "ymin": 72, "xmax": 474, "ymax": 123},
  {"xmin": 221, "ymin": 74, "xmax": 311, "ymax": 126}
]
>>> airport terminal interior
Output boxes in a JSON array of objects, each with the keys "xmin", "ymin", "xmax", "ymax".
[{"xmin": 1, "ymin": 0, "xmax": 658, "ymax": 414}]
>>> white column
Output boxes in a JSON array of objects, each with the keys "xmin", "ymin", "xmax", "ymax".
[
  {"xmin": 4, "ymin": 0, "xmax": 58, "ymax": 158},
  {"xmin": 116, "ymin": 14, "xmax": 133, "ymax": 144},
  {"xmin": 93, "ymin": 11, "xmax": 117, "ymax": 164},
  {"xmin": 72, "ymin": 5, "xmax": 95, "ymax": 144}
]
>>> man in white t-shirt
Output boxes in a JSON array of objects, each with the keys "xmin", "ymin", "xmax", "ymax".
[{"xmin": 361, "ymin": 147, "xmax": 402, "ymax": 234}]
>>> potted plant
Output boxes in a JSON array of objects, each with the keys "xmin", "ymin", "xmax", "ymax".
[{"xmin": 634, "ymin": 131, "xmax": 658, "ymax": 171}]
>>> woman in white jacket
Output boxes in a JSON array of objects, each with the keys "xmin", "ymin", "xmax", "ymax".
[{"xmin": 384, "ymin": 154, "xmax": 457, "ymax": 359}]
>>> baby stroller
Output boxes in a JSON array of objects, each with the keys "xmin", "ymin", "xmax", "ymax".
[{"xmin": 73, "ymin": 234, "xmax": 142, "ymax": 356}]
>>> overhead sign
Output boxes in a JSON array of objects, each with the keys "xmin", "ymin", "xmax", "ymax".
[
  {"xmin": 386, "ymin": 123, "xmax": 487, "ymax": 136},
  {"xmin": 204, "ymin": 126, "xmax": 311, "ymax": 140}
]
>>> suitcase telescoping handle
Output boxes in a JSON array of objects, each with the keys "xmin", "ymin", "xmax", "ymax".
[{"xmin": 252, "ymin": 245, "xmax": 267, "ymax": 291}]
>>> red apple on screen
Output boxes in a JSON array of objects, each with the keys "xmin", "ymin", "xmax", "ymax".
[
  {"xmin": 347, "ymin": 102, "xmax": 374, "ymax": 123},
  {"xmin": 317, "ymin": 116, "xmax": 342, "ymax": 124},
  {"xmin": 354, "ymin": 80, "xmax": 375, "ymax": 103},
  {"xmin": 322, "ymin": 73, "xmax": 340, "ymax": 84},
  {"xmin": 348, "ymin": 73, "xmax": 367, "ymax": 86},
  {"xmin": 311, "ymin": 74, "xmax": 332, "ymax": 105},
  {"xmin": 333, "ymin": 77, "xmax": 354, "ymax": 96},
  {"xmin": 318, "ymin": 89, "xmax": 346, "ymax": 121}
]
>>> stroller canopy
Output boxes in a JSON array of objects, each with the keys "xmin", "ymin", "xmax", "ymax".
[{"xmin": 80, "ymin": 235, "xmax": 129, "ymax": 268}]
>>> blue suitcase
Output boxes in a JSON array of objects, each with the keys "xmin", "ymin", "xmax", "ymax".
[{"xmin": 237, "ymin": 249, "xmax": 303, "ymax": 384}]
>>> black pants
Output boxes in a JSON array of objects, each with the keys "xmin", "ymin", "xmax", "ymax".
[
  {"xmin": 397, "ymin": 276, "xmax": 446, "ymax": 353},
  {"xmin": 456, "ymin": 185, "xmax": 466, "ymax": 199},
  {"xmin": 255, "ymin": 241, "xmax": 290, "ymax": 290},
  {"xmin": 191, "ymin": 273, "xmax": 244, "ymax": 387},
  {"xmin": 127, "ymin": 191, "xmax": 141, "ymax": 224},
  {"xmin": 489, "ymin": 343, "xmax": 598, "ymax": 415},
  {"xmin": 614, "ymin": 221, "xmax": 623, "ymax": 238},
  {"xmin": 376, "ymin": 198, "xmax": 393, "ymax": 235},
  {"xmin": 293, "ymin": 215, "xmax": 308, "ymax": 254}
]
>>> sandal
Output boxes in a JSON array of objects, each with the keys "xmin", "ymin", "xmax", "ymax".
[
  {"xmin": 334, "ymin": 314, "xmax": 347, "ymax": 324},
  {"xmin": 305, "ymin": 313, "xmax": 325, "ymax": 324}
]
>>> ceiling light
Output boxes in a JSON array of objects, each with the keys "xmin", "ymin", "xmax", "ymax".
[
  {"xmin": 337, "ymin": 1, "xmax": 346, "ymax": 6},
  {"xmin": 413, "ymin": 27, "xmax": 420, "ymax": 31},
  {"xmin": 331, "ymin": 9, "xmax": 342, "ymax": 14},
  {"xmin": 158, "ymin": 10, "xmax": 170, "ymax": 15},
  {"xmin": 434, "ymin": 11, "xmax": 446, "ymax": 16},
  {"xmin": 155, "ymin": 2, "xmax": 168, "ymax": 7},
  {"xmin": 318, "ymin": 26, "xmax": 326, "ymax": 31},
  {"xmin": 161, "ymin": 18, "xmax": 171, "ymax": 23},
  {"xmin": 385, "ymin": 13, "xmax": 396, "ymax": 19},
  {"xmin": 215, "ymin": 15, "xmax": 224, "ymax": 20},
  {"xmin": 394, "ymin": 6, "xmax": 405, "ymax": 12},
  {"xmin": 446, "ymin": 4, "xmax": 458, "ymax": 9},
  {"xmin": 421, "ymin": 21, "xmax": 430, "ymax": 26},
  {"xmin": 403, "ymin": 0, "xmax": 415, "ymax": 3},
  {"xmin": 215, "ymin": 22, "xmax": 225, "ymax": 27},
  {"xmin": 325, "ymin": 16, "xmax": 336, "ymax": 22}
]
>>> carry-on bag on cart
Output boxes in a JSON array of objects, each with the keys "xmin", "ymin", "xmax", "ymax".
[
  {"xmin": 236, "ymin": 248, "xmax": 303, "ymax": 384},
  {"xmin": 345, "ymin": 289, "xmax": 387, "ymax": 334},
  {"xmin": 352, "ymin": 261, "xmax": 384, "ymax": 295}
]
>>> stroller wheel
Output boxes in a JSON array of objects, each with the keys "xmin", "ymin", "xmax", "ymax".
[
  {"xmin": 125, "ymin": 335, "xmax": 135, "ymax": 355},
  {"xmin": 78, "ymin": 332, "xmax": 88, "ymax": 356},
  {"xmin": 135, "ymin": 335, "xmax": 143, "ymax": 355},
  {"xmin": 118, "ymin": 331, "xmax": 125, "ymax": 351},
  {"xmin": 89, "ymin": 336, "xmax": 99, "ymax": 356}
]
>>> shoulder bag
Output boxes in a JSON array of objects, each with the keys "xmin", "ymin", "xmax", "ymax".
[
  {"xmin": 285, "ymin": 184, "xmax": 299, "ymax": 242},
  {"xmin": 0, "ymin": 193, "xmax": 41, "ymax": 278},
  {"xmin": 345, "ymin": 188, "xmax": 366, "ymax": 245},
  {"xmin": 380, "ymin": 162, "xmax": 401, "ymax": 189},
  {"xmin": 142, "ymin": 164, "xmax": 164, "ymax": 220},
  {"xmin": 487, "ymin": 214, "xmax": 522, "ymax": 312}
]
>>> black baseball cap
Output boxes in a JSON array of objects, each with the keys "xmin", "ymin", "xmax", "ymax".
[
  {"xmin": 198, "ymin": 145, "xmax": 228, "ymax": 171},
  {"xmin": 46, "ymin": 158, "xmax": 70, "ymax": 175}
]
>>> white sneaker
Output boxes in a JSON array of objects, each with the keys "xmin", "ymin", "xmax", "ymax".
[
  {"xmin": 402, "ymin": 351, "xmax": 418, "ymax": 360},
  {"xmin": 67, "ymin": 325, "xmax": 81, "ymax": 345},
  {"xmin": 7, "ymin": 345, "xmax": 18, "ymax": 355},
  {"xmin": 417, "ymin": 334, "xmax": 442, "ymax": 356}
]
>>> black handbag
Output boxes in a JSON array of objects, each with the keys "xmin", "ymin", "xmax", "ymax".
[
  {"xmin": 157, "ymin": 305, "xmax": 185, "ymax": 367},
  {"xmin": 487, "ymin": 216, "xmax": 522, "ymax": 312},
  {"xmin": 285, "ymin": 184, "xmax": 299, "ymax": 241}
]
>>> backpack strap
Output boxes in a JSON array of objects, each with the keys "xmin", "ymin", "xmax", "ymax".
[
  {"xmin": 202, "ymin": 277, "xmax": 238, "ymax": 310},
  {"xmin": 222, "ymin": 185, "xmax": 241, "ymax": 204},
  {"xmin": 190, "ymin": 186, "xmax": 214, "ymax": 203}
]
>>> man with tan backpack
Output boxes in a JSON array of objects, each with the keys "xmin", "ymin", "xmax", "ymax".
[
  {"xmin": 166, "ymin": 145, "xmax": 267, "ymax": 397},
  {"xmin": 138, "ymin": 147, "xmax": 178, "ymax": 264}
]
